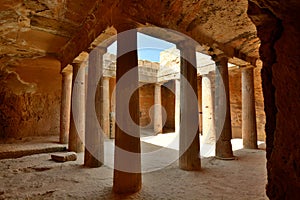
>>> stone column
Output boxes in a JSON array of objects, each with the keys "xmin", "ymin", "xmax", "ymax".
[
  {"xmin": 153, "ymin": 83, "xmax": 162, "ymax": 133},
  {"xmin": 214, "ymin": 55, "xmax": 234, "ymax": 159},
  {"xmin": 202, "ymin": 73, "xmax": 216, "ymax": 144},
  {"xmin": 84, "ymin": 47, "xmax": 106, "ymax": 167},
  {"xmin": 101, "ymin": 76, "xmax": 110, "ymax": 137},
  {"xmin": 113, "ymin": 26, "xmax": 141, "ymax": 194},
  {"xmin": 197, "ymin": 76, "xmax": 203, "ymax": 135},
  {"xmin": 109, "ymin": 78, "xmax": 116, "ymax": 138},
  {"xmin": 60, "ymin": 65, "xmax": 72, "ymax": 144},
  {"xmin": 177, "ymin": 41, "xmax": 201, "ymax": 171},
  {"xmin": 242, "ymin": 66, "xmax": 258, "ymax": 149},
  {"xmin": 175, "ymin": 79, "xmax": 180, "ymax": 133},
  {"xmin": 69, "ymin": 61, "xmax": 86, "ymax": 153}
]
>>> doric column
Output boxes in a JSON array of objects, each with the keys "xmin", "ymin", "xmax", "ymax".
[
  {"xmin": 213, "ymin": 55, "xmax": 234, "ymax": 159},
  {"xmin": 175, "ymin": 79, "xmax": 180, "ymax": 133},
  {"xmin": 113, "ymin": 25, "xmax": 141, "ymax": 194},
  {"xmin": 197, "ymin": 76, "xmax": 203, "ymax": 135},
  {"xmin": 153, "ymin": 83, "xmax": 162, "ymax": 133},
  {"xmin": 101, "ymin": 76, "xmax": 110, "ymax": 137},
  {"xmin": 202, "ymin": 73, "xmax": 216, "ymax": 143},
  {"xmin": 68, "ymin": 61, "xmax": 86, "ymax": 153},
  {"xmin": 60, "ymin": 65, "xmax": 72, "ymax": 144},
  {"xmin": 242, "ymin": 66, "xmax": 258, "ymax": 149},
  {"xmin": 109, "ymin": 78, "xmax": 116, "ymax": 138},
  {"xmin": 84, "ymin": 47, "xmax": 106, "ymax": 167},
  {"xmin": 177, "ymin": 41, "xmax": 201, "ymax": 171}
]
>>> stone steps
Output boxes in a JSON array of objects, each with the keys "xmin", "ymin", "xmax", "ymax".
[{"xmin": 0, "ymin": 136, "xmax": 67, "ymax": 160}]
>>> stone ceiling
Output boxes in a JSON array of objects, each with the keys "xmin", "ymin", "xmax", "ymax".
[{"xmin": 0, "ymin": 0, "xmax": 260, "ymax": 69}]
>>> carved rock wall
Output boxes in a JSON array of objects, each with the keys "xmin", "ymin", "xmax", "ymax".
[
  {"xmin": 248, "ymin": 1, "xmax": 300, "ymax": 199},
  {"xmin": 0, "ymin": 57, "xmax": 61, "ymax": 139}
]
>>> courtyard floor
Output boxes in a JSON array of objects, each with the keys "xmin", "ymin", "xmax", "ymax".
[{"xmin": 0, "ymin": 133, "xmax": 267, "ymax": 200}]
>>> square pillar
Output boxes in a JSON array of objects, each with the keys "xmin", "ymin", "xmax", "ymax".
[
  {"xmin": 113, "ymin": 26, "xmax": 141, "ymax": 194},
  {"xmin": 84, "ymin": 47, "xmax": 106, "ymax": 167},
  {"xmin": 177, "ymin": 41, "xmax": 201, "ymax": 171},
  {"xmin": 213, "ymin": 55, "xmax": 234, "ymax": 159}
]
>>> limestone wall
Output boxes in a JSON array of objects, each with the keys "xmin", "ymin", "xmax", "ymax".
[
  {"xmin": 139, "ymin": 84, "xmax": 154, "ymax": 128},
  {"xmin": 161, "ymin": 80, "xmax": 176, "ymax": 132},
  {"xmin": 0, "ymin": 57, "xmax": 61, "ymax": 139}
]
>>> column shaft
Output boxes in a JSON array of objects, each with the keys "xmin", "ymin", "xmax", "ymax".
[
  {"xmin": 197, "ymin": 76, "xmax": 203, "ymax": 135},
  {"xmin": 154, "ymin": 83, "xmax": 162, "ymax": 133},
  {"xmin": 113, "ymin": 28, "xmax": 141, "ymax": 194},
  {"xmin": 101, "ymin": 77, "xmax": 110, "ymax": 137},
  {"xmin": 69, "ymin": 62, "xmax": 86, "ymax": 153},
  {"xmin": 60, "ymin": 67, "xmax": 72, "ymax": 144},
  {"xmin": 175, "ymin": 79, "xmax": 180, "ymax": 133},
  {"xmin": 214, "ymin": 56, "xmax": 234, "ymax": 159},
  {"xmin": 109, "ymin": 78, "xmax": 116, "ymax": 138},
  {"xmin": 242, "ymin": 67, "xmax": 258, "ymax": 149},
  {"xmin": 84, "ymin": 47, "xmax": 106, "ymax": 167},
  {"xmin": 178, "ymin": 42, "xmax": 201, "ymax": 171}
]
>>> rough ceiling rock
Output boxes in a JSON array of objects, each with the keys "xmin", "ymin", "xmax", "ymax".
[
  {"xmin": 0, "ymin": 0, "xmax": 99, "ymax": 60},
  {"xmin": 0, "ymin": 0, "xmax": 260, "ymax": 69}
]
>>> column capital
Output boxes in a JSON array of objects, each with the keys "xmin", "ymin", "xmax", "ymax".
[
  {"xmin": 72, "ymin": 59, "xmax": 88, "ymax": 69},
  {"xmin": 113, "ymin": 21, "xmax": 138, "ymax": 33},
  {"xmin": 176, "ymin": 39, "xmax": 197, "ymax": 50},
  {"xmin": 211, "ymin": 53, "xmax": 228, "ymax": 63},
  {"xmin": 197, "ymin": 75, "xmax": 203, "ymax": 80},
  {"xmin": 240, "ymin": 64, "xmax": 255, "ymax": 69},
  {"xmin": 93, "ymin": 46, "xmax": 107, "ymax": 55},
  {"xmin": 102, "ymin": 76, "xmax": 110, "ymax": 81},
  {"xmin": 61, "ymin": 64, "xmax": 73, "ymax": 74}
]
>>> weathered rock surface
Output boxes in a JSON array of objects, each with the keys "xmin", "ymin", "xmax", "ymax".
[
  {"xmin": 248, "ymin": 0, "xmax": 300, "ymax": 199},
  {"xmin": 0, "ymin": 56, "xmax": 61, "ymax": 138},
  {"xmin": 51, "ymin": 152, "xmax": 77, "ymax": 162}
]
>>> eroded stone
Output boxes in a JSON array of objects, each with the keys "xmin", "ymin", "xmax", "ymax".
[{"xmin": 51, "ymin": 152, "xmax": 77, "ymax": 162}]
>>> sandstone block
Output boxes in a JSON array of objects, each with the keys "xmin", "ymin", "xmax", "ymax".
[{"xmin": 51, "ymin": 152, "xmax": 77, "ymax": 162}]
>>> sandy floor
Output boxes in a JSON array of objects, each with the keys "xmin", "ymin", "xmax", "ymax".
[{"xmin": 0, "ymin": 134, "xmax": 267, "ymax": 200}]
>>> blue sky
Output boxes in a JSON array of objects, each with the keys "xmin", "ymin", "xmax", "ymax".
[{"xmin": 107, "ymin": 33, "xmax": 175, "ymax": 62}]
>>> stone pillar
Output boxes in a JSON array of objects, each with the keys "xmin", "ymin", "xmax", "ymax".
[
  {"xmin": 69, "ymin": 61, "xmax": 86, "ymax": 153},
  {"xmin": 175, "ymin": 79, "xmax": 180, "ymax": 133},
  {"xmin": 101, "ymin": 76, "xmax": 110, "ymax": 137},
  {"xmin": 84, "ymin": 47, "xmax": 106, "ymax": 167},
  {"xmin": 109, "ymin": 78, "xmax": 116, "ymax": 138},
  {"xmin": 154, "ymin": 83, "xmax": 162, "ymax": 133},
  {"xmin": 113, "ymin": 26, "xmax": 141, "ymax": 194},
  {"xmin": 177, "ymin": 41, "xmax": 201, "ymax": 171},
  {"xmin": 242, "ymin": 66, "xmax": 258, "ymax": 149},
  {"xmin": 60, "ymin": 65, "xmax": 72, "ymax": 144},
  {"xmin": 197, "ymin": 76, "xmax": 203, "ymax": 135},
  {"xmin": 202, "ymin": 73, "xmax": 216, "ymax": 143},
  {"xmin": 214, "ymin": 55, "xmax": 234, "ymax": 159}
]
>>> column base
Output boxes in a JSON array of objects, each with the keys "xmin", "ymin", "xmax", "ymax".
[
  {"xmin": 243, "ymin": 143, "xmax": 258, "ymax": 150},
  {"xmin": 215, "ymin": 156, "xmax": 236, "ymax": 160},
  {"xmin": 113, "ymin": 171, "xmax": 142, "ymax": 194},
  {"xmin": 216, "ymin": 140, "xmax": 234, "ymax": 160}
]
